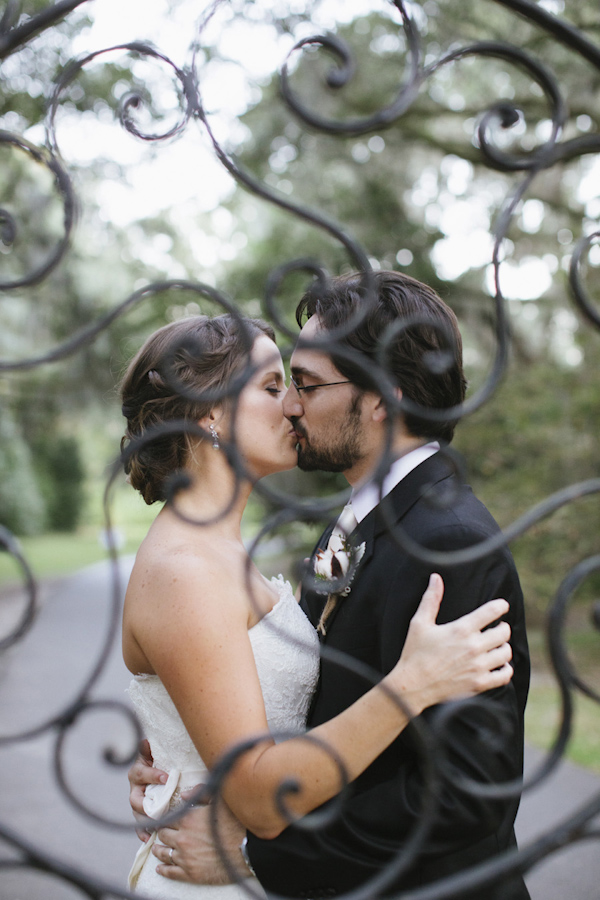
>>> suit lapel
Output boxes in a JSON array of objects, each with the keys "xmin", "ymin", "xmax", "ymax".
[
  {"xmin": 316, "ymin": 453, "xmax": 456, "ymax": 637},
  {"xmin": 370, "ymin": 451, "xmax": 456, "ymax": 539},
  {"xmin": 302, "ymin": 454, "xmax": 457, "ymax": 636}
]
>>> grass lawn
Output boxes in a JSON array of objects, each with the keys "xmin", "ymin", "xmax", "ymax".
[
  {"xmin": 0, "ymin": 525, "xmax": 147, "ymax": 585},
  {"xmin": 525, "ymin": 678, "xmax": 600, "ymax": 773},
  {"xmin": 0, "ymin": 481, "xmax": 157, "ymax": 587},
  {"xmin": 524, "ymin": 626, "xmax": 600, "ymax": 773}
]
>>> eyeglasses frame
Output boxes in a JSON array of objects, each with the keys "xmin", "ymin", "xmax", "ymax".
[{"xmin": 289, "ymin": 376, "xmax": 352, "ymax": 396}]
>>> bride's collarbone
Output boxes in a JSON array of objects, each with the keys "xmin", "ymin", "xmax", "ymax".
[
  {"xmin": 201, "ymin": 549, "xmax": 279, "ymax": 625},
  {"xmin": 217, "ymin": 561, "xmax": 280, "ymax": 625}
]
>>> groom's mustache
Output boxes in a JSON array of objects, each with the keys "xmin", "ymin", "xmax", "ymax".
[{"xmin": 290, "ymin": 418, "xmax": 307, "ymax": 440}]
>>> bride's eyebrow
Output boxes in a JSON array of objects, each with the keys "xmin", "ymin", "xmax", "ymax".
[{"xmin": 261, "ymin": 369, "xmax": 284, "ymax": 382}]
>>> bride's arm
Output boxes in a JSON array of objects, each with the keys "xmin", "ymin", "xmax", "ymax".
[{"xmin": 135, "ymin": 560, "xmax": 512, "ymax": 841}]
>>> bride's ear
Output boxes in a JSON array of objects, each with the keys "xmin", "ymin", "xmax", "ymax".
[
  {"xmin": 198, "ymin": 406, "xmax": 223, "ymax": 428},
  {"xmin": 198, "ymin": 406, "xmax": 228, "ymax": 446}
]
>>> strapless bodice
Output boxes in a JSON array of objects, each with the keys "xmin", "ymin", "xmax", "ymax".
[
  {"xmin": 126, "ymin": 576, "xmax": 320, "ymax": 897},
  {"xmin": 127, "ymin": 575, "xmax": 320, "ymax": 777}
]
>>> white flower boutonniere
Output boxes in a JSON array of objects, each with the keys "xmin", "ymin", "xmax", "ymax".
[{"xmin": 313, "ymin": 535, "xmax": 366, "ymax": 597}]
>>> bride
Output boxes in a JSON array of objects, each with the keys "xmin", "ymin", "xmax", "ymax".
[{"xmin": 119, "ymin": 313, "xmax": 514, "ymax": 898}]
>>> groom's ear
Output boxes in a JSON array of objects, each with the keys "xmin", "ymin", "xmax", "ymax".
[
  {"xmin": 371, "ymin": 393, "xmax": 388, "ymax": 424},
  {"xmin": 370, "ymin": 388, "xmax": 402, "ymax": 424}
]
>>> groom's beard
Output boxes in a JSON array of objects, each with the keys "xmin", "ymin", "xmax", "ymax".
[{"xmin": 293, "ymin": 394, "xmax": 365, "ymax": 473}]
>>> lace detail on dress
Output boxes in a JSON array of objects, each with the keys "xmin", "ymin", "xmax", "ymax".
[
  {"xmin": 126, "ymin": 576, "xmax": 320, "ymax": 897},
  {"xmin": 248, "ymin": 575, "xmax": 319, "ymax": 739}
]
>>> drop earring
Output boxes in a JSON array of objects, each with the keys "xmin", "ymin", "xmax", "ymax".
[{"xmin": 209, "ymin": 424, "xmax": 220, "ymax": 450}]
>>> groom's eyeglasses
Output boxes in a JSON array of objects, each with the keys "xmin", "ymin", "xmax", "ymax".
[{"xmin": 290, "ymin": 376, "xmax": 352, "ymax": 396}]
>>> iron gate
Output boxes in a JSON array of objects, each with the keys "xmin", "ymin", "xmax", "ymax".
[{"xmin": 0, "ymin": 1, "xmax": 599, "ymax": 898}]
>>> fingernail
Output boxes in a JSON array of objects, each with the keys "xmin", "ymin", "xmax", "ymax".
[{"xmin": 159, "ymin": 774, "xmax": 168, "ymax": 783}]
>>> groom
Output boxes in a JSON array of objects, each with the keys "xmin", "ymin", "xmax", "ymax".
[{"xmin": 132, "ymin": 271, "xmax": 530, "ymax": 899}]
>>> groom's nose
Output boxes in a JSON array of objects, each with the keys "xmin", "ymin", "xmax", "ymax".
[{"xmin": 282, "ymin": 383, "xmax": 303, "ymax": 421}]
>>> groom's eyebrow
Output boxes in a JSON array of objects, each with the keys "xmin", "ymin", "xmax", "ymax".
[{"xmin": 291, "ymin": 365, "xmax": 325, "ymax": 380}]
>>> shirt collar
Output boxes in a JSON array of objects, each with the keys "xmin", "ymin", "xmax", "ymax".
[{"xmin": 351, "ymin": 442, "xmax": 440, "ymax": 524}]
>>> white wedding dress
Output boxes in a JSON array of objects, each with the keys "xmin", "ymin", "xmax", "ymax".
[{"xmin": 127, "ymin": 576, "xmax": 320, "ymax": 899}]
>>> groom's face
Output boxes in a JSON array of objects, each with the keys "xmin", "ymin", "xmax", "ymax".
[{"xmin": 283, "ymin": 317, "xmax": 368, "ymax": 474}]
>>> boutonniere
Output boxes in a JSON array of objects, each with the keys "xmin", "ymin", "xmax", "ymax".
[
  {"xmin": 314, "ymin": 536, "xmax": 366, "ymax": 637},
  {"xmin": 313, "ymin": 534, "xmax": 366, "ymax": 596}
]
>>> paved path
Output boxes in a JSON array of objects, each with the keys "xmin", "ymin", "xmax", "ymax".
[{"xmin": 0, "ymin": 560, "xmax": 598, "ymax": 899}]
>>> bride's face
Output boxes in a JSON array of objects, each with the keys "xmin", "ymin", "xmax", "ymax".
[{"xmin": 226, "ymin": 334, "xmax": 298, "ymax": 479}]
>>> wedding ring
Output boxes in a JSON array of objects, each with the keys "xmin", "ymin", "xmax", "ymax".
[{"xmin": 169, "ymin": 847, "xmax": 174, "ymax": 864}]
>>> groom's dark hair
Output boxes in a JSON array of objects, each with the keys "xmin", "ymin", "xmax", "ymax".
[{"xmin": 295, "ymin": 270, "xmax": 467, "ymax": 443}]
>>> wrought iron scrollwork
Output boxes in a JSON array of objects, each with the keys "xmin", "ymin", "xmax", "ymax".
[{"xmin": 0, "ymin": 1, "xmax": 598, "ymax": 898}]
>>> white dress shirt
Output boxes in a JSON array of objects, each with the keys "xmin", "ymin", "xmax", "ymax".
[{"xmin": 351, "ymin": 442, "xmax": 440, "ymax": 524}]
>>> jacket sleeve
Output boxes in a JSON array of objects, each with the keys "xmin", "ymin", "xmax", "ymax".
[{"xmin": 246, "ymin": 524, "xmax": 529, "ymax": 897}]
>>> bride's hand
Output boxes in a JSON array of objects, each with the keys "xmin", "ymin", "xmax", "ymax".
[
  {"xmin": 128, "ymin": 738, "xmax": 168, "ymax": 842},
  {"xmin": 387, "ymin": 573, "xmax": 513, "ymax": 716}
]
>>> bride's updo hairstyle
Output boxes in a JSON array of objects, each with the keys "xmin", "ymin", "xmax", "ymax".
[{"xmin": 120, "ymin": 314, "xmax": 275, "ymax": 504}]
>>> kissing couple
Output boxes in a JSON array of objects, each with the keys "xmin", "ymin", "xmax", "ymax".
[{"xmin": 120, "ymin": 270, "xmax": 530, "ymax": 900}]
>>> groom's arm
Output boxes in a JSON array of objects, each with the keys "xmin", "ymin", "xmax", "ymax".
[{"xmin": 246, "ymin": 528, "xmax": 529, "ymax": 896}]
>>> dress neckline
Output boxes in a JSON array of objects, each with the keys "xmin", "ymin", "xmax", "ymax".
[{"xmin": 249, "ymin": 575, "xmax": 293, "ymax": 631}]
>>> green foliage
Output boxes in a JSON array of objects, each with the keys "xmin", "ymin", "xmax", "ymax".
[
  {"xmin": 32, "ymin": 433, "xmax": 86, "ymax": 532},
  {"xmin": 212, "ymin": 1, "xmax": 600, "ymax": 624},
  {"xmin": 455, "ymin": 349, "xmax": 600, "ymax": 623},
  {"xmin": 0, "ymin": 0, "xmax": 598, "ymax": 627},
  {"xmin": 0, "ymin": 408, "xmax": 46, "ymax": 536}
]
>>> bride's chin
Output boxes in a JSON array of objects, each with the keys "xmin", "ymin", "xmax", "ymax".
[
  {"xmin": 252, "ymin": 452, "xmax": 298, "ymax": 480},
  {"xmin": 246, "ymin": 449, "xmax": 298, "ymax": 482}
]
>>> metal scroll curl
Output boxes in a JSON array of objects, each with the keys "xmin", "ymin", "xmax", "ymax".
[
  {"xmin": 0, "ymin": 524, "xmax": 38, "ymax": 651},
  {"xmin": 0, "ymin": 129, "xmax": 75, "ymax": 290},
  {"xmin": 0, "ymin": 1, "xmax": 599, "ymax": 899},
  {"xmin": 45, "ymin": 40, "xmax": 197, "ymax": 154}
]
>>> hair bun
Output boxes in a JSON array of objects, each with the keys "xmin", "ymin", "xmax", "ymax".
[{"xmin": 119, "ymin": 314, "xmax": 275, "ymax": 505}]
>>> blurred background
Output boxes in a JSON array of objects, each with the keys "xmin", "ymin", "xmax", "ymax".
[{"xmin": 0, "ymin": 0, "xmax": 598, "ymax": 776}]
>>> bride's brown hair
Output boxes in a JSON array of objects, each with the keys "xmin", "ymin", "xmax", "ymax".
[{"xmin": 120, "ymin": 314, "xmax": 275, "ymax": 504}]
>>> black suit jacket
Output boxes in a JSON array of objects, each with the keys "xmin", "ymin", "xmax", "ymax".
[{"xmin": 248, "ymin": 454, "xmax": 531, "ymax": 899}]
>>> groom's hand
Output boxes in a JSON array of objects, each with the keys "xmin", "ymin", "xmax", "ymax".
[
  {"xmin": 128, "ymin": 739, "xmax": 168, "ymax": 842},
  {"xmin": 153, "ymin": 796, "xmax": 247, "ymax": 885}
]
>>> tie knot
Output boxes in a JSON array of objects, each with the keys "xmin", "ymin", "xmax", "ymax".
[{"xmin": 333, "ymin": 502, "xmax": 357, "ymax": 540}]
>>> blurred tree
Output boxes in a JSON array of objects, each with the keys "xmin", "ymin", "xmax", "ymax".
[
  {"xmin": 0, "ymin": 1, "xmax": 205, "ymax": 531},
  {"xmin": 207, "ymin": 0, "xmax": 600, "ymax": 614},
  {"xmin": 0, "ymin": 0, "xmax": 598, "ymax": 613},
  {"xmin": 0, "ymin": 407, "xmax": 46, "ymax": 535},
  {"xmin": 33, "ymin": 433, "xmax": 86, "ymax": 531}
]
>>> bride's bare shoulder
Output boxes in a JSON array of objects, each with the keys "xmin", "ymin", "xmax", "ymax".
[{"xmin": 128, "ymin": 527, "xmax": 243, "ymax": 608}]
